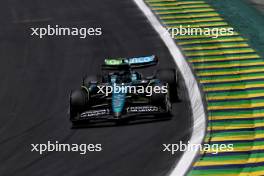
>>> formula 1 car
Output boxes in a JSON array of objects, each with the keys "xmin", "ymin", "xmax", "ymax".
[{"xmin": 69, "ymin": 55, "xmax": 179, "ymax": 125}]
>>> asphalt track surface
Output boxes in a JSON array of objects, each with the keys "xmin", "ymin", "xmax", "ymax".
[{"xmin": 0, "ymin": 0, "xmax": 192, "ymax": 176}]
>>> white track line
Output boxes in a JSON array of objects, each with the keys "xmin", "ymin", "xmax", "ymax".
[{"xmin": 133, "ymin": 0, "xmax": 206, "ymax": 175}]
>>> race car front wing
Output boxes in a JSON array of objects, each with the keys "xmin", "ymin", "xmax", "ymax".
[{"xmin": 75, "ymin": 105, "xmax": 168, "ymax": 121}]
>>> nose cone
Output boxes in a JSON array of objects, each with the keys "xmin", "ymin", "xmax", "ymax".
[{"xmin": 112, "ymin": 92, "xmax": 125, "ymax": 116}]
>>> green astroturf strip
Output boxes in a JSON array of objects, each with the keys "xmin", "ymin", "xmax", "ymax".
[
  {"xmin": 147, "ymin": 1, "xmax": 205, "ymax": 6},
  {"xmin": 198, "ymin": 66, "xmax": 264, "ymax": 74},
  {"xmin": 155, "ymin": 8, "xmax": 215, "ymax": 14},
  {"xmin": 155, "ymin": 7, "xmax": 213, "ymax": 12},
  {"xmin": 189, "ymin": 50, "xmax": 252, "ymax": 60},
  {"xmin": 220, "ymin": 141, "xmax": 264, "ymax": 148},
  {"xmin": 165, "ymin": 23, "xmax": 228, "ymax": 28},
  {"xmin": 186, "ymin": 48, "xmax": 254, "ymax": 55},
  {"xmin": 174, "ymin": 34, "xmax": 239, "ymax": 40},
  {"xmin": 199, "ymin": 155, "xmax": 249, "ymax": 162},
  {"xmin": 206, "ymin": 89, "xmax": 264, "ymax": 98},
  {"xmin": 165, "ymin": 21, "xmax": 226, "ymax": 26},
  {"xmin": 209, "ymin": 109, "xmax": 264, "ymax": 116},
  {"xmin": 167, "ymin": 21, "xmax": 230, "ymax": 28},
  {"xmin": 152, "ymin": 4, "xmax": 210, "ymax": 9},
  {"xmin": 190, "ymin": 56, "xmax": 262, "ymax": 63},
  {"xmin": 208, "ymin": 99, "xmax": 264, "ymax": 107},
  {"xmin": 190, "ymin": 53, "xmax": 258, "ymax": 60},
  {"xmin": 209, "ymin": 121, "xmax": 255, "ymax": 128},
  {"xmin": 177, "ymin": 36, "xmax": 244, "ymax": 42},
  {"xmin": 189, "ymin": 166, "xmax": 264, "ymax": 175},
  {"xmin": 147, "ymin": 1, "xmax": 178, "ymax": 5},
  {"xmin": 178, "ymin": 38, "xmax": 245, "ymax": 45},
  {"xmin": 183, "ymin": 41, "xmax": 248, "ymax": 49},
  {"xmin": 200, "ymin": 72, "xmax": 264, "ymax": 80},
  {"xmin": 184, "ymin": 41, "xmax": 247, "ymax": 48},
  {"xmin": 206, "ymin": 130, "xmax": 263, "ymax": 137},
  {"xmin": 204, "ymin": 80, "xmax": 264, "ymax": 89},
  {"xmin": 160, "ymin": 12, "xmax": 220, "ymax": 18},
  {"xmin": 198, "ymin": 153, "xmax": 264, "ymax": 161},
  {"xmin": 209, "ymin": 120, "xmax": 264, "ymax": 126},
  {"xmin": 180, "ymin": 40, "xmax": 245, "ymax": 46},
  {"xmin": 193, "ymin": 58, "xmax": 263, "ymax": 66},
  {"xmin": 165, "ymin": 21, "xmax": 226, "ymax": 27},
  {"xmin": 147, "ymin": 1, "xmax": 206, "ymax": 5},
  {"xmin": 188, "ymin": 47, "xmax": 253, "ymax": 53},
  {"xmin": 163, "ymin": 16, "xmax": 222, "ymax": 23}
]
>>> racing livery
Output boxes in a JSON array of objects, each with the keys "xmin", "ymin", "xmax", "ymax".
[{"xmin": 69, "ymin": 55, "xmax": 179, "ymax": 125}]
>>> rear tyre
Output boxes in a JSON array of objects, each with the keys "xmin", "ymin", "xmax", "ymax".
[
  {"xmin": 156, "ymin": 69, "xmax": 179, "ymax": 102},
  {"xmin": 150, "ymin": 88, "xmax": 166, "ymax": 105},
  {"xmin": 150, "ymin": 85, "xmax": 172, "ymax": 113}
]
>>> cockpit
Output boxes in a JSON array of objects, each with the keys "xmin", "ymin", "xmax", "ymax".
[{"xmin": 104, "ymin": 71, "xmax": 141, "ymax": 84}]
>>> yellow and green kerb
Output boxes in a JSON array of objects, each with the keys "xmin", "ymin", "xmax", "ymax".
[{"xmin": 145, "ymin": 0, "xmax": 264, "ymax": 175}]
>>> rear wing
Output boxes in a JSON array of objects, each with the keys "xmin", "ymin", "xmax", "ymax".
[{"xmin": 103, "ymin": 55, "xmax": 158, "ymax": 69}]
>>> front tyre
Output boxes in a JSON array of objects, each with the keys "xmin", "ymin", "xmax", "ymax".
[{"xmin": 69, "ymin": 89, "xmax": 89, "ymax": 121}]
